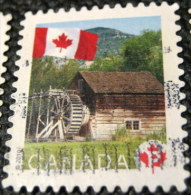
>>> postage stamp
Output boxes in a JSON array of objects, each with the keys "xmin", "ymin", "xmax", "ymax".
[{"xmin": 3, "ymin": 3, "xmax": 188, "ymax": 192}]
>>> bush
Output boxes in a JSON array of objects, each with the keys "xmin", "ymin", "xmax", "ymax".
[
  {"xmin": 112, "ymin": 126, "xmax": 143, "ymax": 141},
  {"xmin": 85, "ymin": 135, "xmax": 92, "ymax": 142},
  {"xmin": 112, "ymin": 125, "xmax": 166, "ymax": 142},
  {"xmin": 112, "ymin": 126, "xmax": 127, "ymax": 141},
  {"xmin": 144, "ymin": 126, "xmax": 166, "ymax": 143}
]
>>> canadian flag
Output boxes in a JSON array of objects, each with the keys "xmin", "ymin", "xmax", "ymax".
[{"xmin": 33, "ymin": 28, "xmax": 98, "ymax": 61}]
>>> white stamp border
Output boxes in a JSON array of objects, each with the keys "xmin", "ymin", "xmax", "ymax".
[{"xmin": 3, "ymin": 3, "xmax": 189, "ymax": 192}]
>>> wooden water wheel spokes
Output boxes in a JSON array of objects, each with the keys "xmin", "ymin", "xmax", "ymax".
[
  {"xmin": 27, "ymin": 89, "xmax": 85, "ymax": 141},
  {"xmin": 36, "ymin": 92, "xmax": 70, "ymax": 140},
  {"xmin": 50, "ymin": 94, "xmax": 72, "ymax": 132}
]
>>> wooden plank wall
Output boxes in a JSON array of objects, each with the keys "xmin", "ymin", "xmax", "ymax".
[
  {"xmin": 90, "ymin": 94, "xmax": 166, "ymax": 140},
  {"xmin": 96, "ymin": 94, "xmax": 165, "ymax": 110},
  {"xmin": 90, "ymin": 109, "xmax": 165, "ymax": 140}
]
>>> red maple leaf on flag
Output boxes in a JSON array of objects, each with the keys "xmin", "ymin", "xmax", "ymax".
[{"xmin": 52, "ymin": 33, "xmax": 73, "ymax": 53}]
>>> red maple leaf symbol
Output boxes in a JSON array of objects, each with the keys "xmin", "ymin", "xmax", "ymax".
[
  {"xmin": 52, "ymin": 33, "xmax": 73, "ymax": 53},
  {"xmin": 139, "ymin": 144, "xmax": 167, "ymax": 173},
  {"xmin": 139, "ymin": 152, "xmax": 149, "ymax": 167}
]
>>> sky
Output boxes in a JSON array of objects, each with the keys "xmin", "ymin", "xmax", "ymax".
[{"xmin": 37, "ymin": 16, "xmax": 161, "ymax": 35}]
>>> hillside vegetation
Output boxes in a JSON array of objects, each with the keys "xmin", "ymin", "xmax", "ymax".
[{"xmin": 86, "ymin": 27, "xmax": 134, "ymax": 58}]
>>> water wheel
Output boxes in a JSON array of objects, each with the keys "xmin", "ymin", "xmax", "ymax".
[{"xmin": 26, "ymin": 89, "xmax": 89, "ymax": 141}]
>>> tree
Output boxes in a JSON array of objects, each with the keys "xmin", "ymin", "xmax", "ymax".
[
  {"xmin": 88, "ymin": 54, "xmax": 122, "ymax": 72},
  {"xmin": 30, "ymin": 57, "xmax": 79, "ymax": 93},
  {"xmin": 120, "ymin": 30, "xmax": 163, "ymax": 83}
]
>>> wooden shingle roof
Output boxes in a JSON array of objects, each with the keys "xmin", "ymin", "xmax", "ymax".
[{"xmin": 79, "ymin": 71, "xmax": 164, "ymax": 94}]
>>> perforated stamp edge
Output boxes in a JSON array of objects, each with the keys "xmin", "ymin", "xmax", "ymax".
[
  {"xmin": 3, "ymin": 3, "xmax": 189, "ymax": 193},
  {"xmin": 0, "ymin": 14, "xmax": 11, "ymax": 107}
]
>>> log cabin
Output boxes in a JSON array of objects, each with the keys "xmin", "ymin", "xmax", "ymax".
[{"xmin": 69, "ymin": 71, "xmax": 166, "ymax": 140}]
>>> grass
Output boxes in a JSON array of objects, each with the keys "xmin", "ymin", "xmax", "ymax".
[{"xmin": 23, "ymin": 135, "xmax": 166, "ymax": 171}]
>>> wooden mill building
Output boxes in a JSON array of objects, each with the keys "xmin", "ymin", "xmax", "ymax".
[{"xmin": 69, "ymin": 71, "xmax": 166, "ymax": 140}]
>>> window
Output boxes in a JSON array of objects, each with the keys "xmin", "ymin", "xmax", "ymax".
[
  {"xmin": 133, "ymin": 121, "xmax": 139, "ymax": 130},
  {"xmin": 126, "ymin": 121, "xmax": 132, "ymax": 130},
  {"xmin": 125, "ymin": 120, "xmax": 140, "ymax": 130}
]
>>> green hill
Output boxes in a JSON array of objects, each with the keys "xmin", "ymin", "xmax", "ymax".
[{"xmin": 86, "ymin": 27, "xmax": 134, "ymax": 58}]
